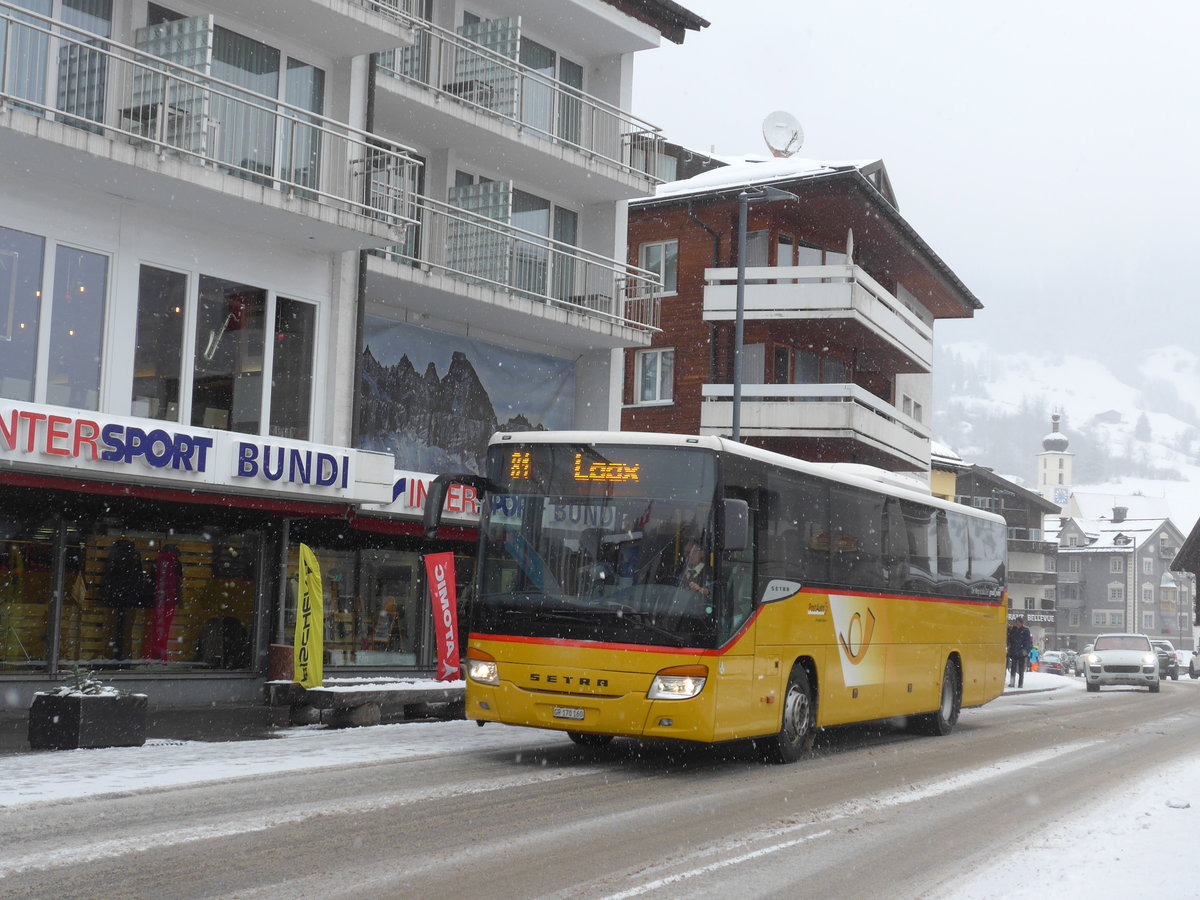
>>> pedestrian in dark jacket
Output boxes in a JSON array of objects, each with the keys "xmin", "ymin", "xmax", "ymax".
[{"xmin": 1007, "ymin": 617, "xmax": 1033, "ymax": 688}]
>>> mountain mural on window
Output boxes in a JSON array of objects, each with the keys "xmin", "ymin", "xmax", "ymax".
[{"xmin": 357, "ymin": 317, "xmax": 575, "ymax": 475}]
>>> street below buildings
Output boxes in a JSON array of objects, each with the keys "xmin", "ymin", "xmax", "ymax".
[{"xmin": 1, "ymin": 675, "xmax": 1197, "ymax": 898}]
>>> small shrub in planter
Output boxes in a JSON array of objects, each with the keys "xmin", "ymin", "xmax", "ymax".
[{"xmin": 28, "ymin": 667, "xmax": 148, "ymax": 751}]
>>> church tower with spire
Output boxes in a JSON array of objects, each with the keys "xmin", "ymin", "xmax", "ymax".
[{"xmin": 1036, "ymin": 413, "xmax": 1073, "ymax": 510}]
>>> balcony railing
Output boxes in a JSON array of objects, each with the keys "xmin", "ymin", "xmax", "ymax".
[
  {"xmin": 700, "ymin": 382, "xmax": 929, "ymax": 466},
  {"xmin": 375, "ymin": 17, "xmax": 664, "ymax": 183},
  {"xmin": 0, "ymin": 2, "xmax": 421, "ymax": 234},
  {"xmin": 360, "ymin": 0, "xmax": 419, "ymax": 20},
  {"xmin": 702, "ymin": 382, "xmax": 928, "ymax": 434},
  {"xmin": 704, "ymin": 264, "xmax": 934, "ymax": 369},
  {"xmin": 373, "ymin": 195, "xmax": 661, "ymax": 332}
]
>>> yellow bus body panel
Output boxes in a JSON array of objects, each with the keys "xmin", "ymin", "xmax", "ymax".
[{"xmin": 466, "ymin": 589, "xmax": 1006, "ymax": 744}]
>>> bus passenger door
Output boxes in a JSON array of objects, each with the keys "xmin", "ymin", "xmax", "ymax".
[{"xmin": 711, "ymin": 502, "xmax": 759, "ymax": 741}]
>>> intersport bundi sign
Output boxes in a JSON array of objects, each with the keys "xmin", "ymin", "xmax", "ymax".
[{"xmin": 0, "ymin": 402, "xmax": 390, "ymax": 503}]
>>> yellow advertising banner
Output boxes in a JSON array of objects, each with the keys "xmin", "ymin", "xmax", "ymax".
[{"xmin": 294, "ymin": 544, "xmax": 323, "ymax": 689}]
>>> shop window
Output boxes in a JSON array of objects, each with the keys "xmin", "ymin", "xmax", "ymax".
[
  {"xmin": 0, "ymin": 225, "xmax": 45, "ymax": 402},
  {"xmin": 132, "ymin": 265, "xmax": 187, "ymax": 421},
  {"xmin": 47, "ymin": 246, "xmax": 108, "ymax": 410},
  {"xmin": 0, "ymin": 484, "xmax": 264, "ymax": 673},
  {"xmin": 0, "ymin": 507, "xmax": 58, "ymax": 672},
  {"xmin": 191, "ymin": 276, "xmax": 266, "ymax": 433},
  {"xmin": 269, "ymin": 297, "xmax": 315, "ymax": 440},
  {"xmin": 283, "ymin": 543, "xmax": 428, "ymax": 668},
  {"xmin": 65, "ymin": 527, "xmax": 259, "ymax": 671}
]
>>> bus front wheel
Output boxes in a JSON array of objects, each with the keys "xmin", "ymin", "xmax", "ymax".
[
  {"xmin": 910, "ymin": 657, "xmax": 961, "ymax": 736},
  {"xmin": 759, "ymin": 664, "xmax": 815, "ymax": 764}
]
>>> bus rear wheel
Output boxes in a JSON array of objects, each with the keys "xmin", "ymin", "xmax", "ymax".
[
  {"xmin": 910, "ymin": 657, "xmax": 961, "ymax": 736},
  {"xmin": 567, "ymin": 731, "xmax": 614, "ymax": 749},
  {"xmin": 759, "ymin": 664, "xmax": 814, "ymax": 764}
]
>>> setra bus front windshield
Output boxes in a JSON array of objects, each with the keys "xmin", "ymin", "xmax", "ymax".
[{"xmin": 473, "ymin": 442, "xmax": 720, "ymax": 648}]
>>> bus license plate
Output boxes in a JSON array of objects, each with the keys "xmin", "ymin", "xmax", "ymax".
[{"xmin": 552, "ymin": 706, "xmax": 585, "ymax": 721}]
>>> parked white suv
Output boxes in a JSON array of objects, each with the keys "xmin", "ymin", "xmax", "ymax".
[{"xmin": 1080, "ymin": 633, "xmax": 1160, "ymax": 693}]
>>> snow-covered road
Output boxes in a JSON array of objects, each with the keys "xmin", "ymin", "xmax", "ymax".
[{"xmin": 1, "ymin": 672, "xmax": 1197, "ymax": 896}]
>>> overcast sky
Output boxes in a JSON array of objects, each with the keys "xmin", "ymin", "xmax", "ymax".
[{"xmin": 632, "ymin": 0, "xmax": 1200, "ymax": 369}]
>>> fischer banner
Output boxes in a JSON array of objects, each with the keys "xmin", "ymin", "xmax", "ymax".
[
  {"xmin": 424, "ymin": 552, "xmax": 461, "ymax": 681},
  {"xmin": 294, "ymin": 543, "xmax": 324, "ymax": 689}
]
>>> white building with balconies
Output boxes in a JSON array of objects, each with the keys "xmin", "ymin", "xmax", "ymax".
[{"xmin": 0, "ymin": 0, "xmax": 704, "ymax": 706}]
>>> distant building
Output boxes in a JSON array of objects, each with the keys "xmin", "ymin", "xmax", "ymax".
[
  {"xmin": 1036, "ymin": 413, "xmax": 1074, "ymax": 510},
  {"xmin": 1169, "ymin": 526, "xmax": 1200, "ymax": 646},
  {"xmin": 930, "ymin": 441, "xmax": 965, "ymax": 502},
  {"xmin": 1049, "ymin": 496, "xmax": 1194, "ymax": 652},
  {"xmin": 1030, "ymin": 416, "xmax": 1195, "ymax": 650},
  {"xmin": 953, "ymin": 466, "xmax": 1060, "ymax": 646}
]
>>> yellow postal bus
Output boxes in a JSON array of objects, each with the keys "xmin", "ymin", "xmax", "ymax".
[{"xmin": 425, "ymin": 432, "xmax": 1007, "ymax": 763}]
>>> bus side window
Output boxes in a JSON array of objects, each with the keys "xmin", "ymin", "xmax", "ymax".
[
  {"xmin": 829, "ymin": 486, "xmax": 885, "ymax": 591},
  {"xmin": 902, "ymin": 500, "xmax": 937, "ymax": 593},
  {"xmin": 937, "ymin": 510, "xmax": 971, "ymax": 594},
  {"xmin": 968, "ymin": 517, "xmax": 1006, "ymax": 598},
  {"xmin": 765, "ymin": 469, "xmax": 829, "ymax": 585},
  {"xmin": 882, "ymin": 498, "xmax": 909, "ymax": 589}
]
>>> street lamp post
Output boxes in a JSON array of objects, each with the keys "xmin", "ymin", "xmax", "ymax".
[{"xmin": 732, "ymin": 184, "xmax": 798, "ymax": 442}]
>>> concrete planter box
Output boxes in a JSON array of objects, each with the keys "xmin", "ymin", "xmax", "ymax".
[{"xmin": 28, "ymin": 692, "xmax": 148, "ymax": 751}]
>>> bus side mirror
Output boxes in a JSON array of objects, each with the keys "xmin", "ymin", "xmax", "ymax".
[
  {"xmin": 723, "ymin": 499, "xmax": 749, "ymax": 552},
  {"xmin": 423, "ymin": 473, "xmax": 496, "ymax": 539}
]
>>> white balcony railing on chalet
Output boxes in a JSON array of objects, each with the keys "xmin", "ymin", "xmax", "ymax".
[
  {"xmin": 375, "ymin": 17, "xmax": 665, "ymax": 183},
  {"xmin": 0, "ymin": 2, "xmax": 420, "ymax": 233},
  {"xmin": 704, "ymin": 264, "xmax": 934, "ymax": 368},
  {"xmin": 701, "ymin": 382, "xmax": 930, "ymax": 439},
  {"xmin": 375, "ymin": 196, "xmax": 661, "ymax": 332}
]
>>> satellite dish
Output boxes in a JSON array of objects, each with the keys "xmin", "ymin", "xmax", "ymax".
[{"xmin": 763, "ymin": 111, "xmax": 804, "ymax": 158}]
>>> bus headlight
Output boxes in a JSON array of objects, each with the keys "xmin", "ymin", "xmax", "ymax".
[
  {"xmin": 648, "ymin": 665, "xmax": 708, "ymax": 700},
  {"xmin": 467, "ymin": 652, "xmax": 499, "ymax": 686}
]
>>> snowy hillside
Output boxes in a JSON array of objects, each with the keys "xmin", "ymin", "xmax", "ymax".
[{"xmin": 934, "ymin": 342, "xmax": 1200, "ymax": 532}]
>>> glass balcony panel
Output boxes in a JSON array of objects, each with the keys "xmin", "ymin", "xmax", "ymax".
[
  {"xmin": 376, "ymin": 13, "xmax": 665, "ymax": 182},
  {"xmin": 371, "ymin": 194, "xmax": 661, "ymax": 333}
]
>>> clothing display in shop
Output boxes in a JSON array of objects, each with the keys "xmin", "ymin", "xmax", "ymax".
[
  {"xmin": 100, "ymin": 540, "xmax": 154, "ymax": 609},
  {"xmin": 142, "ymin": 545, "xmax": 183, "ymax": 661},
  {"xmin": 100, "ymin": 539, "xmax": 155, "ymax": 659},
  {"xmin": 1, "ymin": 545, "xmax": 24, "ymax": 603}
]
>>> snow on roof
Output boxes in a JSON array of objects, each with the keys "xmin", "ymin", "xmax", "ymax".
[
  {"xmin": 1050, "ymin": 513, "xmax": 1169, "ymax": 551},
  {"xmin": 1072, "ymin": 491, "xmax": 1173, "ymax": 522},
  {"xmin": 930, "ymin": 441, "xmax": 964, "ymax": 467},
  {"xmin": 646, "ymin": 154, "xmax": 879, "ymax": 201}
]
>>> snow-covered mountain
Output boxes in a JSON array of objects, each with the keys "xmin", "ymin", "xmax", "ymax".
[{"xmin": 934, "ymin": 342, "xmax": 1200, "ymax": 532}]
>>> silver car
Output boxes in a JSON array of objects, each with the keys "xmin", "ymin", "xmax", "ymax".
[{"xmin": 1081, "ymin": 633, "xmax": 1160, "ymax": 693}]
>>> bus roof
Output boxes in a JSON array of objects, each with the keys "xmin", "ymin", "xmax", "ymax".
[{"xmin": 488, "ymin": 431, "xmax": 1005, "ymax": 525}]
